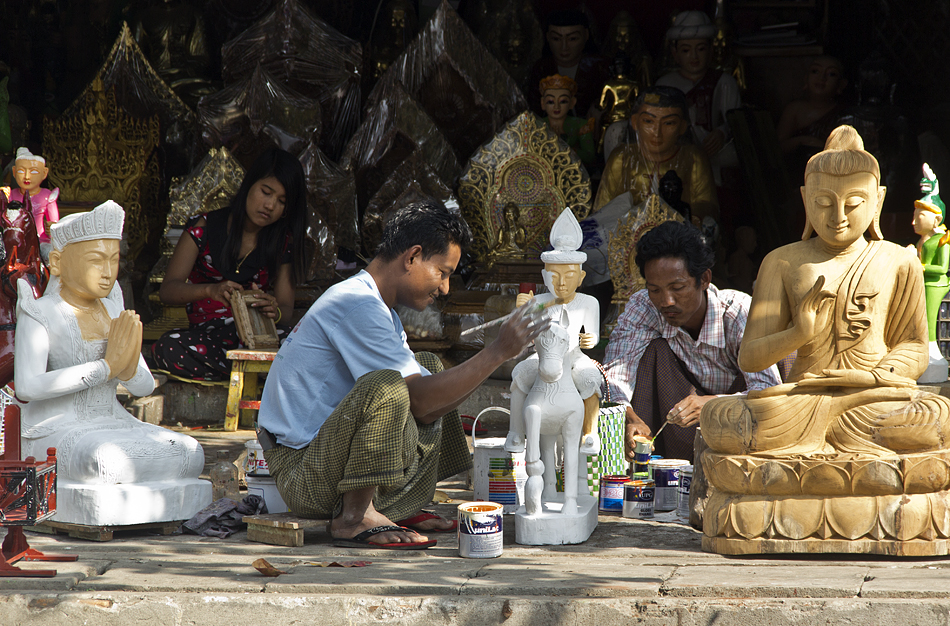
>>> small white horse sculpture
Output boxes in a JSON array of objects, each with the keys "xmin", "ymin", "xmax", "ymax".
[{"xmin": 522, "ymin": 312, "xmax": 585, "ymax": 516}]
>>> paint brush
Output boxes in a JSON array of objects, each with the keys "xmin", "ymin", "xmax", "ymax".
[
  {"xmin": 652, "ymin": 419, "xmax": 670, "ymax": 442},
  {"xmin": 459, "ymin": 298, "xmax": 557, "ymax": 338}
]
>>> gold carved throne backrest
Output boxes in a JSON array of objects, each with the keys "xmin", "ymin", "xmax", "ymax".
[
  {"xmin": 608, "ymin": 194, "xmax": 685, "ymax": 307},
  {"xmin": 43, "ymin": 76, "xmax": 160, "ymax": 261},
  {"xmin": 458, "ymin": 111, "xmax": 591, "ymax": 263}
]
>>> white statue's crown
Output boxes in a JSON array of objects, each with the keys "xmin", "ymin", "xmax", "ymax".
[
  {"xmin": 50, "ymin": 200, "xmax": 125, "ymax": 251},
  {"xmin": 540, "ymin": 208, "xmax": 587, "ymax": 264}
]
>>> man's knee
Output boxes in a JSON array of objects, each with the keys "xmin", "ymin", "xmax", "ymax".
[
  {"xmin": 415, "ymin": 351, "xmax": 444, "ymax": 374},
  {"xmin": 352, "ymin": 368, "xmax": 411, "ymax": 413}
]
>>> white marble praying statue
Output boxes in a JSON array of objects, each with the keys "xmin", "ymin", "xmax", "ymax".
[
  {"xmin": 15, "ymin": 201, "xmax": 210, "ymax": 526},
  {"xmin": 509, "ymin": 208, "xmax": 600, "ymax": 545}
]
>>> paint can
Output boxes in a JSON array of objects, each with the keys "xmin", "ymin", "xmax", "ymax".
[
  {"xmin": 677, "ymin": 465, "xmax": 694, "ymax": 519},
  {"xmin": 631, "ymin": 436, "xmax": 652, "ymax": 476},
  {"xmin": 243, "ymin": 439, "xmax": 269, "ymax": 476},
  {"xmin": 457, "ymin": 502, "xmax": 504, "ymax": 558},
  {"xmin": 245, "ymin": 475, "xmax": 287, "ymax": 513},
  {"xmin": 598, "ymin": 474, "xmax": 629, "ymax": 512},
  {"xmin": 622, "ymin": 479, "xmax": 655, "ymax": 519},
  {"xmin": 471, "ymin": 408, "xmax": 526, "ymax": 513},
  {"xmin": 650, "ymin": 459, "xmax": 689, "ymax": 511}
]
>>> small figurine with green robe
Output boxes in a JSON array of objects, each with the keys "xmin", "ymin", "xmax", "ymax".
[
  {"xmin": 912, "ymin": 162, "xmax": 950, "ymax": 382},
  {"xmin": 539, "ymin": 74, "xmax": 596, "ymax": 167}
]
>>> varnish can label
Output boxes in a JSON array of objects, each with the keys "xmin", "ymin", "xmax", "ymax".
[
  {"xmin": 458, "ymin": 502, "xmax": 503, "ymax": 558},
  {"xmin": 622, "ymin": 479, "xmax": 655, "ymax": 519}
]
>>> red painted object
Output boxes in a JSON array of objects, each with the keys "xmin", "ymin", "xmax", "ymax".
[
  {"xmin": 0, "ymin": 406, "xmax": 77, "ymax": 578},
  {"xmin": 0, "ymin": 191, "xmax": 49, "ymax": 389}
]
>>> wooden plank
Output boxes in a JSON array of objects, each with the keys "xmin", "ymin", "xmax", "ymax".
[
  {"xmin": 226, "ymin": 349, "xmax": 278, "ymax": 361},
  {"xmin": 37, "ymin": 520, "xmax": 181, "ymax": 542},
  {"xmin": 246, "ymin": 525, "xmax": 303, "ymax": 547},
  {"xmin": 243, "ymin": 513, "xmax": 327, "ymax": 547}
]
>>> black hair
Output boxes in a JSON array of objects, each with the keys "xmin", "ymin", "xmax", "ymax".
[
  {"xmin": 546, "ymin": 9, "xmax": 589, "ymax": 29},
  {"xmin": 220, "ymin": 147, "xmax": 308, "ymax": 284},
  {"xmin": 542, "ymin": 9, "xmax": 599, "ymax": 56},
  {"xmin": 632, "ymin": 85, "xmax": 689, "ymax": 119},
  {"xmin": 375, "ymin": 198, "xmax": 472, "ymax": 261},
  {"xmin": 635, "ymin": 220, "xmax": 714, "ymax": 286}
]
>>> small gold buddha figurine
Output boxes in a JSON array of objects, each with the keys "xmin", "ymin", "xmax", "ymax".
[
  {"xmin": 598, "ymin": 56, "xmax": 639, "ymax": 154},
  {"xmin": 602, "ymin": 10, "xmax": 651, "ymax": 88},
  {"xmin": 489, "ymin": 201, "xmax": 527, "ymax": 264}
]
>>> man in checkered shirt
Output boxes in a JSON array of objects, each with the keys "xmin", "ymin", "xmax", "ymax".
[{"xmin": 603, "ymin": 221, "xmax": 781, "ymax": 462}]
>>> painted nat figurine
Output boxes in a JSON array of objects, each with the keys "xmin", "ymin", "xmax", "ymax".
[
  {"xmin": 910, "ymin": 162, "xmax": 949, "ymax": 382},
  {"xmin": 0, "ymin": 188, "xmax": 48, "ymax": 388}
]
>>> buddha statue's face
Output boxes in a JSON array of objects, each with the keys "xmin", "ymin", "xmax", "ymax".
[
  {"xmin": 671, "ymin": 38, "xmax": 712, "ymax": 82},
  {"xmin": 612, "ymin": 26, "xmax": 631, "ymax": 51},
  {"xmin": 14, "ymin": 158, "xmax": 49, "ymax": 196},
  {"xmin": 913, "ymin": 206, "xmax": 942, "ymax": 237},
  {"xmin": 541, "ymin": 88, "xmax": 575, "ymax": 123},
  {"xmin": 802, "ymin": 171, "xmax": 884, "ymax": 247},
  {"xmin": 52, "ymin": 238, "xmax": 121, "ymax": 302},
  {"xmin": 546, "ymin": 25, "xmax": 588, "ymax": 68},
  {"xmin": 634, "ymin": 104, "xmax": 688, "ymax": 162},
  {"xmin": 543, "ymin": 263, "xmax": 585, "ymax": 302}
]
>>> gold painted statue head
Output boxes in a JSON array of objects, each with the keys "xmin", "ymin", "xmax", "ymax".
[{"xmin": 801, "ymin": 125, "xmax": 885, "ymax": 242}]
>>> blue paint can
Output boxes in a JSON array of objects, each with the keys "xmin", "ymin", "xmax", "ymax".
[{"xmin": 598, "ymin": 474, "xmax": 628, "ymax": 512}]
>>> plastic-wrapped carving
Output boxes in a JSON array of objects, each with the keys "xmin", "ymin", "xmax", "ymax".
[
  {"xmin": 0, "ymin": 191, "xmax": 48, "ymax": 388},
  {"xmin": 298, "ymin": 141, "xmax": 351, "ymax": 282},
  {"xmin": 458, "ymin": 111, "xmax": 591, "ymax": 263},
  {"xmin": 62, "ymin": 23, "xmax": 197, "ymax": 165},
  {"xmin": 474, "ymin": 0, "xmax": 542, "ymax": 90},
  {"xmin": 362, "ymin": 152, "xmax": 455, "ymax": 254},
  {"xmin": 220, "ymin": 0, "xmax": 362, "ymax": 160},
  {"xmin": 366, "ymin": 1, "xmax": 528, "ymax": 162},
  {"xmin": 340, "ymin": 82, "xmax": 459, "ymax": 226},
  {"xmin": 197, "ymin": 64, "xmax": 321, "ymax": 168}
]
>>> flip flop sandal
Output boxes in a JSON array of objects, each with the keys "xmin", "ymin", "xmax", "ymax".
[
  {"xmin": 331, "ymin": 525, "xmax": 437, "ymax": 550},
  {"xmin": 396, "ymin": 510, "xmax": 458, "ymax": 532}
]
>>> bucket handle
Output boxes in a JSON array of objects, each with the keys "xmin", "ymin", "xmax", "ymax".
[{"xmin": 471, "ymin": 406, "xmax": 510, "ymax": 447}]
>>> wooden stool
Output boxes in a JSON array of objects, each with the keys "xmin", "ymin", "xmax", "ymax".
[{"xmin": 224, "ymin": 348, "xmax": 277, "ymax": 431}]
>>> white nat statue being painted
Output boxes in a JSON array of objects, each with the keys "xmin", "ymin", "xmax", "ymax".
[
  {"xmin": 508, "ymin": 208, "xmax": 601, "ymax": 545},
  {"xmin": 14, "ymin": 201, "xmax": 211, "ymax": 526}
]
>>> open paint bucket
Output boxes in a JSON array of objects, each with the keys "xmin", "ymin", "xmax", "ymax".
[
  {"xmin": 471, "ymin": 407, "xmax": 526, "ymax": 513},
  {"xmin": 650, "ymin": 459, "xmax": 690, "ymax": 511},
  {"xmin": 458, "ymin": 502, "xmax": 504, "ymax": 558},
  {"xmin": 245, "ymin": 475, "xmax": 287, "ymax": 513}
]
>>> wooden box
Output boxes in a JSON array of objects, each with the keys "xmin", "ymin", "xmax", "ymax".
[{"xmin": 230, "ymin": 292, "xmax": 279, "ymax": 350}]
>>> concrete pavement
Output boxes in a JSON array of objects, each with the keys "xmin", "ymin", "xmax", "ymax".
[{"xmin": 3, "ymin": 466, "xmax": 950, "ymax": 626}]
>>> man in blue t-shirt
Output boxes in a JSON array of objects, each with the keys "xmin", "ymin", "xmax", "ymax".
[{"xmin": 259, "ymin": 200, "xmax": 546, "ymax": 550}]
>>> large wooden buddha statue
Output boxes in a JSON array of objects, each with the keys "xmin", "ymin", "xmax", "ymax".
[{"xmin": 699, "ymin": 126, "xmax": 950, "ymax": 555}]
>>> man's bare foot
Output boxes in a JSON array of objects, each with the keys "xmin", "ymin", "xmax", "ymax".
[{"xmin": 330, "ymin": 509, "xmax": 429, "ymax": 545}]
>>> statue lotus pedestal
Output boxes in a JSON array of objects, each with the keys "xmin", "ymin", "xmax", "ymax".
[
  {"xmin": 515, "ymin": 494, "xmax": 598, "ymax": 546},
  {"xmin": 701, "ymin": 449, "xmax": 950, "ymax": 556}
]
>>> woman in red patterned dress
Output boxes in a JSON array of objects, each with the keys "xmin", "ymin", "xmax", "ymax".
[{"xmin": 152, "ymin": 148, "xmax": 307, "ymax": 381}]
